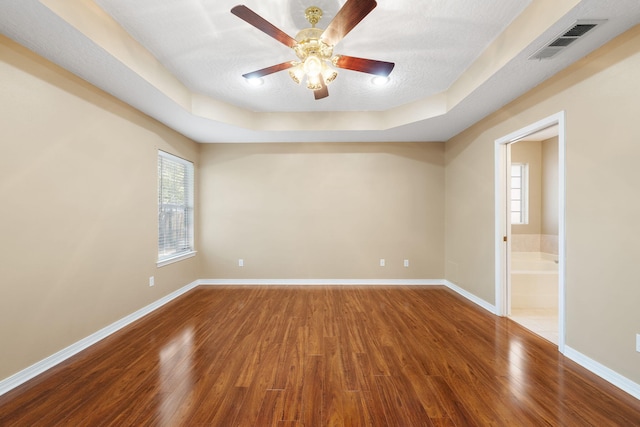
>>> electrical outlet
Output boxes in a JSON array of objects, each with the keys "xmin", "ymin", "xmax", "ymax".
[
  {"xmin": 238, "ymin": 259, "xmax": 244, "ymax": 267},
  {"xmin": 379, "ymin": 259, "xmax": 385, "ymax": 267},
  {"xmin": 149, "ymin": 276, "xmax": 154, "ymax": 287},
  {"xmin": 404, "ymin": 259, "xmax": 409, "ymax": 267},
  {"xmin": 636, "ymin": 334, "xmax": 640, "ymax": 353}
]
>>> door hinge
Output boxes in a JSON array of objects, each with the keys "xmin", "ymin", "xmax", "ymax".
[{"xmin": 503, "ymin": 236, "xmax": 508, "ymax": 242}]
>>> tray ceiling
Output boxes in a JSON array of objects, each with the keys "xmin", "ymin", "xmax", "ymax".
[{"xmin": 1, "ymin": 0, "xmax": 640, "ymax": 142}]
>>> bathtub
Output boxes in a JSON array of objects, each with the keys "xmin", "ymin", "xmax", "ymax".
[{"xmin": 511, "ymin": 252, "xmax": 558, "ymax": 309}]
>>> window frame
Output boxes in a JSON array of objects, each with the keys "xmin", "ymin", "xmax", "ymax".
[{"xmin": 157, "ymin": 150, "xmax": 196, "ymax": 267}]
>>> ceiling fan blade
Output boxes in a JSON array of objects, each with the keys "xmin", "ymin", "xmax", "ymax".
[
  {"xmin": 314, "ymin": 79, "xmax": 329, "ymax": 100},
  {"xmin": 231, "ymin": 5, "xmax": 297, "ymax": 48},
  {"xmin": 333, "ymin": 55, "xmax": 394, "ymax": 76},
  {"xmin": 242, "ymin": 61, "xmax": 295, "ymax": 79},
  {"xmin": 321, "ymin": 0, "xmax": 377, "ymax": 46}
]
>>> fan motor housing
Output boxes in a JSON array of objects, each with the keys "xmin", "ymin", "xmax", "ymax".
[{"xmin": 294, "ymin": 28, "xmax": 333, "ymax": 61}]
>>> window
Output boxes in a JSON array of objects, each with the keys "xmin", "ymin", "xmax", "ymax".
[
  {"xmin": 158, "ymin": 151, "xmax": 194, "ymax": 265},
  {"xmin": 511, "ymin": 163, "xmax": 528, "ymax": 225}
]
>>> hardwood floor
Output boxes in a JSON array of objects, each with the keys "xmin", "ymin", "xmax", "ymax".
[{"xmin": 1, "ymin": 286, "xmax": 638, "ymax": 426}]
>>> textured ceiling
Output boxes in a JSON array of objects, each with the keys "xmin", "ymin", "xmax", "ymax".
[
  {"xmin": 93, "ymin": 0, "xmax": 530, "ymax": 112},
  {"xmin": 1, "ymin": 0, "xmax": 640, "ymax": 143}
]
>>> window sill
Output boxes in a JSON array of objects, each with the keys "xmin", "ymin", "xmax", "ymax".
[{"xmin": 157, "ymin": 251, "xmax": 197, "ymax": 268}]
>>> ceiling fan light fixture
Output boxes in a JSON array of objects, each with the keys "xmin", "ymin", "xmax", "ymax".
[
  {"xmin": 288, "ymin": 54, "xmax": 338, "ymax": 90},
  {"xmin": 289, "ymin": 63, "xmax": 304, "ymax": 84},
  {"xmin": 246, "ymin": 76, "xmax": 264, "ymax": 86},
  {"xmin": 371, "ymin": 75, "xmax": 390, "ymax": 86},
  {"xmin": 306, "ymin": 79, "xmax": 322, "ymax": 90},
  {"xmin": 322, "ymin": 67, "xmax": 338, "ymax": 84},
  {"xmin": 303, "ymin": 55, "xmax": 323, "ymax": 76}
]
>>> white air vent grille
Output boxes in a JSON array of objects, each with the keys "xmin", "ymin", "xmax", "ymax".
[{"xmin": 529, "ymin": 19, "xmax": 607, "ymax": 60}]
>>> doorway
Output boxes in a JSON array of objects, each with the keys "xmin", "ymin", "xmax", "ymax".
[{"xmin": 494, "ymin": 112, "xmax": 566, "ymax": 352}]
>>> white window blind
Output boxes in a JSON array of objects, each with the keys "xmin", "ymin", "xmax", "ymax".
[
  {"xmin": 511, "ymin": 163, "xmax": 529, "ymax": 225},
  {"xmin": 158, "ymin": 151, "xmax": 194, "ymax": 263}
]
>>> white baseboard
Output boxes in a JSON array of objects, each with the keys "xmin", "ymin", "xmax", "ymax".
[
  {"xmin": 564, "ymin": 346, "xmax": 640, "ymax": 400},
  {"xmin": 0, "ymin": 280, "xmax": 199, "ymax": 397},
  {"xmin": 199, "ymin": 278, "xmax": 445, "ymax": 286},
  {"xmin": 443, "ymin": 280, "xmax": 497, "ymax": 314}
]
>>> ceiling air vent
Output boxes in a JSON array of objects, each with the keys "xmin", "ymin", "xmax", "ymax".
[{"xmin": 529, "ymin": 19, "xmax": 607, "ymax": 60}]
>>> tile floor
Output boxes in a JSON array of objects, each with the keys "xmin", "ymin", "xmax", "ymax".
[{"xmin": 510, "ymin": 308, "xmax": 559, "ymax": 345}]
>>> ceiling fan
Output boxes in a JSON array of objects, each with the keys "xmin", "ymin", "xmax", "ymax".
[{"xmin": 231, "ymin": 0, "xmax": 395, "ymax": 100}]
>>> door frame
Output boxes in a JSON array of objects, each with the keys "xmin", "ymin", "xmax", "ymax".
[{"xmin": 494, "ymin": 111, "xmax": 566, "ymax": 352}]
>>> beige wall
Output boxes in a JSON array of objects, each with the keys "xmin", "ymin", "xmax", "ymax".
[
  {"xmin": 0, "ymin": 36, "xmax": 200, "ymax": 380},
  {"xmin": 446, "ymin": 25, "xmax": 640, "ymax": 383},
  {"xmin": 2, "ymin": 22, "xmax": 640, "ymax": 392},
  {"xmin": 199, "ymin": 142, "xmax": 444, "ymax": 279}
]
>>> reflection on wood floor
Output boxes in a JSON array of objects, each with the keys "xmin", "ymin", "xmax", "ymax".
[{"xmin": 1, "ymin": 286, "xmax": 638, "ymax": 426}]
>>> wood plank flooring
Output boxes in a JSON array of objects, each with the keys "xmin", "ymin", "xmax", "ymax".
[{"xmin": 1, "ymin": 286, "xmax": 639, "ymax": 426}]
